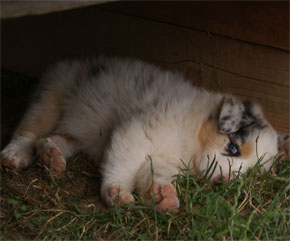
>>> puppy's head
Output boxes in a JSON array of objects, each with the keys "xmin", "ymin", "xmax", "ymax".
[{"xmin": 197, "ymin": 96, "xmax": 284, "ymax": 181}]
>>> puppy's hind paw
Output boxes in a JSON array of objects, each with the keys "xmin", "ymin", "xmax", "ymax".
[
  {"xmin": 1, "ymin": 139, "xmax": 34, "ymax": 168},
  {"xmin": 35, "ymin": 138, "xmax": 66, "ymax": 173}
]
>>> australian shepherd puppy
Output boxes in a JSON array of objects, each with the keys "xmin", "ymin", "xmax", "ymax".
[{"xmin": 1, "ymin": 57, "xmax": 287, "ymax": 212}]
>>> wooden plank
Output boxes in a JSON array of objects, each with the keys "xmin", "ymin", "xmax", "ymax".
[
  {"xmin": 2, "ymin": 6, "xmax": 288, "ymax": 86},
  {"xmin": 2, "ymin": 6, "xmax": 289, "ymax": 133},
  {"xmin": 1, "ymin": 0, "xmax": 112, "ymax": 19},
  {"xmin": 101, "ymin": 1, "xmax": 289, "ymax": 51}
]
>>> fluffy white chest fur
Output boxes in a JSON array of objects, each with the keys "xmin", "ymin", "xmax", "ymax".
[{"xmin": 1, "ymin": 57, "xmax": 282, "ymax": 212}]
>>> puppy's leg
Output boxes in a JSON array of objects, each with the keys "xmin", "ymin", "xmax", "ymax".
[
  {"xmin": 35, "ymin": 134, "xmax": 79, "ymax": 173},
  {"xmin": 136, "ymin": 158, "xmax": 180, "ymax": 213},
  {"xmin": 100, "ymin": 122, "xmax": 152, "ymax": 207},
  {"xmin": 1, "ymin": 91, "xmax": 62, "ymax": 168},
  {"xmin": 101, "ymin": 156, "xmax": 139, "ymax": 207}
]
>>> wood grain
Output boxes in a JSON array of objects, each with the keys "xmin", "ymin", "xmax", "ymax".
[
  {"xmin": 102, "ymin": 1, "xmax": 289, "ymax": 51},
  {"xmin": 2, "ymin": 6, "xmax": 289, "ymax": 133}
]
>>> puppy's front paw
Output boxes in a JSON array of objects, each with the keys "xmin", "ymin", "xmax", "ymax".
[
  {"xmin": 35, "ymin": 138, "xmax": 66, "ymax": 173},
  {"xmin": 146, "ymin": 182, "xmax": 179, "ymax": 213},
  {"xmin": 1, "ymin": 138, "xmax": 34, "ymax": 168},
  {"xmin": 103, "ymin": 186, "xmax": 135, "ymax": 207}
]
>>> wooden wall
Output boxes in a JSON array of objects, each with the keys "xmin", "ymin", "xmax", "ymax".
[{"xmin": 1, "ymin": 1, "xmax": 289, "ymax": 133}]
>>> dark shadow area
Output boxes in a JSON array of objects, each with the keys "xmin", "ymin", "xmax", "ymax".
[{"xmin": 1, "ymin": 70, "xmax": 38, "ymax": 148}]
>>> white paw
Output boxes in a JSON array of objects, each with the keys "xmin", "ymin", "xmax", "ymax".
[
  {"xmin": 1, "ymin": 137, "xmax": 34, "ymax": 168},
  {"xmin": 35, "ymin": 137, "xmax": 66, "ymax": 173},
  {"xmin": 102, "ymin": 185, "xmax": 135, "ymax": 207}
]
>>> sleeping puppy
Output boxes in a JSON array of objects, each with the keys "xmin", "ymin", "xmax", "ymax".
[{"xmin": 1, "ymin": 57, "xmax": 287, "ymax": 212}]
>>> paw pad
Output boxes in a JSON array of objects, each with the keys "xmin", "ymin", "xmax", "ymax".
[
  {"xmin": 147, "ymin": 182, "xmax": 179, "ymax": 212},
  {"xmin": 36, "ymin": 138, "xmax": 66, "ymax": 173}
]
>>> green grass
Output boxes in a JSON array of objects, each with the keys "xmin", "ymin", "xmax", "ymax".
[{"xmin": 1, "ymin": 155, "xmax": 289, "ymax": 240}]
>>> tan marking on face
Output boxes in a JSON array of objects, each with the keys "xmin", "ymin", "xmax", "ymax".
[
  {"xmin": 240, "ymin": 141, "xmax": 253, "ymax": 158},
  {"xmin": 198, "ymin": 120, "xmax": 226, "ymax": 149}
]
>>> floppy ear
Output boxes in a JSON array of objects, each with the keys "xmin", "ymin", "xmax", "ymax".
[
  {"xmin": 219, "ymin": 96, "xmax": 261, "ymax": 134},
  {"xmin": 278, "ymin": 134, "xmax": 289, "ymax": 156}
]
